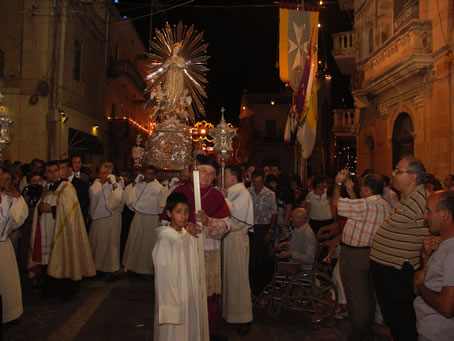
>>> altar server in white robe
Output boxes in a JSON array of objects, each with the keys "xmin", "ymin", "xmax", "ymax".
[
  {"xmin": 88, "ymin": 163, "xmax": 123, "ymax": 275},
  {"xmin": 221, "ymin": 164, "xmax": 254, "ymax": 335},
  {"xmin": 153, "ymin": 192, "xmax": 204, "ymax": 341},
  {"xmin": 0, "ymin": 169, "xmax": 28, "ymax": 323},
  {"xmin": 158, "ymin": 177, "xmax": 180, "ymax": 212},
  {"xmin": 122, "ymin": 165, "xmax": 162, "ymax": 274}
]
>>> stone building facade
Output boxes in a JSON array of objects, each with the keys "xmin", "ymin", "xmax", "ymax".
[
  {"xmin": 237, "ymin": 79, "xmax": 332, "ymax": 178},
  {"xmin": 0, "ymin": 0, "xmax": 150, "ymax": 167},
  {"xmin": 334, "ymin": 0, "xmax": 454, "ymax": 179}
]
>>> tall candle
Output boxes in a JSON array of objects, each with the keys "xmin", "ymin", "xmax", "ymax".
[
  {"xmin": 192, "ymin": 169, "xmax": 209, "ymax": 341},
  {"xmin": 193, "ymin": 170, "xmax": 202, "ymax": 213}
]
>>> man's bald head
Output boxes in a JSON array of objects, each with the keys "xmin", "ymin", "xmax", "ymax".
[
  {"xmin": 291, "ymin": 207, "xmax": 309, "ymax": 228},
  {"xmin": 425, "ymin": 190, "xmax": 454, "ymax": 237}
]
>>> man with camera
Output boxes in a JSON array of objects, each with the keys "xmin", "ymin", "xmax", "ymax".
[{"xmin": 332, "ymin": 170, "xmax": 391, "ymax": 341}]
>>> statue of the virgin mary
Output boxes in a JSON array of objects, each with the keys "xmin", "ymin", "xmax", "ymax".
[
  {"xmin": 142, "ymin": 22, "xmax": 210, "ymax": 170},
  {"xmin": 145, "ymin": 22, "xmax": 209, "ymax": 123}
]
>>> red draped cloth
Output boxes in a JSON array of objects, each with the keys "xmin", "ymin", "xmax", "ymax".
[
  {"xmin": 161, "ymin": 183, "xmax": 230, "ymax": 336},
  {"xmin": 161, "ymin": 183, "xmax": 230, "ymax": 223}
]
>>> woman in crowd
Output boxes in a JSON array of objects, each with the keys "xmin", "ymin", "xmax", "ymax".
[{"xmin": 305, "ymin": 176, "xmax": 334, "ymax": 235}]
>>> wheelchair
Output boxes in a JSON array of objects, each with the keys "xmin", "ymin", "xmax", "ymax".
[{"xmin": 253, "ymin": 243, "xmax": 338, "ymax": 323}]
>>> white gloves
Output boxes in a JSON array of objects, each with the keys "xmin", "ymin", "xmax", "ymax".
[
  {"xmin": 118, "ymin": 177, "xmax": 125, "ymax": 189},
  {"xmin": 169, "ymin": 177, "xmax": 179, "ymax": 187},
  {"xmin": 107, "ymin": 174, "xmax": 117, "ymax": 184}
]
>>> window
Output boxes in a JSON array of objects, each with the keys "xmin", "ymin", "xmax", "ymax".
[
  {"xmin": 368, "ymin": 27, "xmax": 374, "ymax": 54},
  {"xmin": 360, "ymin": 22, "xmax": 374, "ymax": 60},
  {"xmin": 264, "ymin": 120, "xmax": 276, "ymax": 142},
  {"xmin": 378, "ymin": 0, "xmax": 394, "ymax": 44},
  {"xmin": 115, "ymin": 43, "xmax": 119, "ymax": 60},
  {"xmin": 0, "ymin": 50, "xmax": 4, "ymax": 78},
  {"xmin": 392, "ymin": 113, "xmax": 414, "ymax": 167},
  {"xmin": 394, "ymin": 0, "xmax": 419, "ymax": 31},
  {"xmin": 73, "ymin": 39, "xmax": 82, "ymax": 80}
]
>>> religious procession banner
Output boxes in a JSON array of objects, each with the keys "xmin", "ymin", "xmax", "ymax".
[
  {"xmin": 297, "ymin": 86, "xmax": 317, "ymax": 159},
  {"xmin": 280, "ymin": 3, "xmax": 319, "ymax": 159}
]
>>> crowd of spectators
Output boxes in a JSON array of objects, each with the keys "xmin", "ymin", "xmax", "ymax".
[{"xmin": 2, "ymin": 155, "xmax": 454, "ymax": 341}]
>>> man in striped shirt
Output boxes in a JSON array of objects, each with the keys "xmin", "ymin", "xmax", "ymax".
[
  {"xmin": 333, "ymin": 171, "xmax": 391, "ymax": 341},
  {"xmin": 370, "ymin": 157, "xmax": 429, "ymax": 341}
]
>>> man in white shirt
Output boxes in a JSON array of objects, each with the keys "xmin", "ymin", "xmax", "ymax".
[
  {"xmin": 122, "ymin": 165, "xmax": 163, "ymax": 275},
  {"xmin": 221, "ymin": 164, "xmax": 254, "ymax": 335},
  {"xmin": 414, "ymin": 190, "xmax": 454, "ymax": 341}
]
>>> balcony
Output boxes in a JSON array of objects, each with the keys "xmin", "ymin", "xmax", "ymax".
[
  {"xmin": 108, "ymin": 60, "xmax": 146, "ymax": 94},
  {"xmin": 332, "ymin": 31, "xmax": 355, "ymax": 75},
  {"xmin": 358, "ymin": 19, "xmax": 433, "ymax": 94},
  {"xmin": 333, "ymin": 109, "xmax": 357, "ymax": 136}
]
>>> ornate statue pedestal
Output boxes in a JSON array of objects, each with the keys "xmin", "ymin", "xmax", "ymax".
[{"xmin": 145, "ymin": 117, "xmax": 192, "ymax": 170}]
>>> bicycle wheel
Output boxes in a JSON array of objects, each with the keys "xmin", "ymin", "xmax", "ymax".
[{"xmin": 284, "ymin": 271, "xmax": 338, "ymax": 323}]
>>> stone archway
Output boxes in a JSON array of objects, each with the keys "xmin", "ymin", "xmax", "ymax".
[{"xmin": 392, "ymin": 112, "xmax": 414, "ymax": 167}]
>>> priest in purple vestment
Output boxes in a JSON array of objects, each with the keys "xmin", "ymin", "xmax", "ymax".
[{"xmin": 161, "ymin": 154, "xmax": 231, "ymax": 340}]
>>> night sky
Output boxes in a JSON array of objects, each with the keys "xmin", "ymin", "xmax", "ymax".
[{"xmin": 115, "ymin": 0, "xmax": 353, "ymax": 125}]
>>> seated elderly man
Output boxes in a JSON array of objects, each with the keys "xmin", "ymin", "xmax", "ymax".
[{"xmin": 275, "ymin": 208, "xmax": 318, "ymax": 264}]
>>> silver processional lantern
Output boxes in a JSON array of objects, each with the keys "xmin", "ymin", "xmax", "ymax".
[
  {"xmin": 211, "ymin": 107, "xmax": 237, "ymax": 187},
  {"xmin": 0, "ymin": 92, "xmax": 14, "ymax": 160},
  {"xmin": 131, "ymin": 134, "xmax": 146, "ymax": 169}
]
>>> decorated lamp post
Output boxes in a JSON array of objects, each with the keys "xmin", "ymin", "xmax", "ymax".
[
  {"xmin": 210, "ymin": 107, "xmax": 237, "ymax": 187},
  {"xmin": 0, "ymin": 92, "xmax": 14, "ymax": 160}
]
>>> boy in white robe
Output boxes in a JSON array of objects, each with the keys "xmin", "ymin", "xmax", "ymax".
[
  {"xmin": 122, "ymin": 165, "xmax": 162, "ymax": 274},
  {"xmin": 153, "ymin": 192, "xmax": 204, "ymax": 341},
  {"xmin": 0, "ymin": 169, "xmax": 28, "ymax": 323}
]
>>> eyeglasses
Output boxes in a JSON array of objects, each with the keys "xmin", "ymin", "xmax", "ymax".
[
  {"xmin": 199, "ymin": 169, "xmax": 216, "ymax": 177},
  {"xmin": 392, "ymin": 168, "xmax": 410, "ymax": 175}
]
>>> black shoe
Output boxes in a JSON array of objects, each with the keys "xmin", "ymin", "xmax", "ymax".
[
  {"xmin": 210, "ymin": 333, "xmax": 228, "ymax": 341},
  {"xmin": 106, "ymin": 274, "xmax": 119, "ymax": 282},
  {"xmin": 31, "ymin": 278, "xmax": 41, "ymax": 290},
  {"xmin": 238, "ymin": 323, "xmax": 251, "ymax": 336}
]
